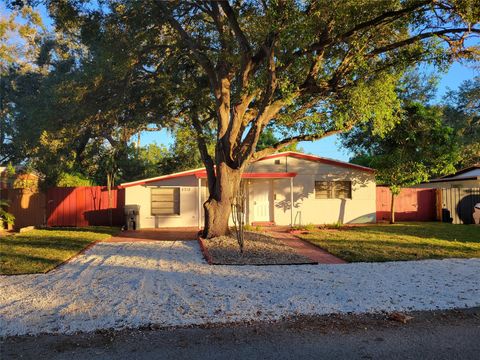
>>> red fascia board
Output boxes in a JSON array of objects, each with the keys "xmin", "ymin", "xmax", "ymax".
[
  {"xmin": 195, "ymin": 172, "xmax": 297, "ymax": 179},
  {"xmin": 120, "ymin": 170, "xmax": 297, "ymax": 188},
  {"xmin": 119, "ymin": 169, "xmax": 204, "ymax": 188},
  {"xmin": 259, "ymin": 152, "xmax": 375, "ymax": 173}
]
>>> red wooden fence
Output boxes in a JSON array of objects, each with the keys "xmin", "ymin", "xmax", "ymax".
[
  {"xmin": 376, "ymin": 187, "xmax": 437, "ymax": 222},
  {"xmin": 1, "ymin": 189, "xmax": 46, "ymax": 230},
  {"xmin": 46, "ymin": 186, "xmax": 125, "ymax": 227}
]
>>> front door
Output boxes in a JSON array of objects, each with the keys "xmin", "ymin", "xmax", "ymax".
[{"xmin": 253, "ymin": 180, "xmax": 270, "ymax": 222}]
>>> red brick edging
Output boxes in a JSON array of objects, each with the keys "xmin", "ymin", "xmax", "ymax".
[{"xmin": 197, "ymin": 235, "xmax": 213, "ymax": 265}]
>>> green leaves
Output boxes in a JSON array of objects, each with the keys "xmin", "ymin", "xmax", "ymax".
[{"xmin": 347, "ymin": 101, "xmax": 460, "ymax": 190}]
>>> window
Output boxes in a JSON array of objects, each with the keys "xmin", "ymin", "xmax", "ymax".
[
  {"xmin": 274, "ymin": 159, "xmax": 281, "ymax": 165},
  {"xmin": 151, "ymin": 187, "xmax": 180, "ymax": 215},
  {"xmin": 315, "ymin": 181, "xmax": 352, "ymax": 199}
]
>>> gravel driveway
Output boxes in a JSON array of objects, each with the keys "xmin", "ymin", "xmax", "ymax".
[{"xmin": 1, "ymin": 241, "xmax": 479, "ymax": 337}]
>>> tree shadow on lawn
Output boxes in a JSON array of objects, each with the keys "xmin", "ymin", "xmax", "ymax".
[
  {"xmin": 0, "ymin": 230, "xmax": 116, "ymax": 275},
  {"xmin": 40, "ymin": 227, "xmax": 120, "ymax": 235},
  {"xmin": 0, "ymin": 252, "xmax": 63, "ymax": 275},
  {"xmin": 323, "ymin": 223, "xmax": 480, "ymax": 244},
  {"xmin": 2, "ymin": 238, "xmax": 94, "ymax": 251}
]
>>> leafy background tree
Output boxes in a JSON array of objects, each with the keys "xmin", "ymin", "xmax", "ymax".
[
  {"xmin": 443, "ymin": 76, "xmax": 480, "ymax": 168},
  {"xmin": 344, "ymin": 100, "xmax": 459, "ymax": 223},
  {"xmin": 1, "ymin": 5, "xmax": 45, "ymax": 164},
  {"xmin": 256, "ymin": 128, "xmax": 303, "ymax": 152}
]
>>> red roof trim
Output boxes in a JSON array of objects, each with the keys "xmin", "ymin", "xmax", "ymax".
[
  {"xmin": 120, "ymin": 170, "xmax": 297, "ymax": 187},
  {"xmin": 119, "ymin": 168, "xmax": 205, "ymax": 188},
  {"xmin": 195, "ymin": 171, "xmax": 297, "ymax": 179},
  {"xmin": 258, "ymin": 151, "xmax": 375, "ymax": 173}
]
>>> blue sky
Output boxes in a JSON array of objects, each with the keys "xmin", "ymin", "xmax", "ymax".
[{"xmin": 3, "ymin": 4, "xmax": 479, "ymax": 162}]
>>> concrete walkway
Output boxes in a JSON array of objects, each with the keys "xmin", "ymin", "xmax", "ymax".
[{"xmin": 267, "ymin": 229, "xmax": 347, "ymax": 264}]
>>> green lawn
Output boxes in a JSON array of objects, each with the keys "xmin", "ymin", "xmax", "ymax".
[
  {"xmin": 0, "ymin": 227, "xmax": 119, "ymax": 275},
  {"xmin": 298, "ymin": 222, "xmax": 480, "ymax": 262}
]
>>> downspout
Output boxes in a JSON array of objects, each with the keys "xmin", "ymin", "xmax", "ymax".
[
  {"xmin": 290, "ymin": 177, "xmax": 294, "ymax": 227},
  {"xmin": 197, "ymin": 177, "xmax": 202, "ymax": 229}
]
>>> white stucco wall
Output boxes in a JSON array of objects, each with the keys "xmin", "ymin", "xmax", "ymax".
[
  {"xmin": 124, "ymin": 175, "xmax": 204, "ymax": 229},
  {"xmin": 245, "ymin": 156, "xmax": 376, "ymax": 225},
  {"xmin": 124, "ymin": 154, "xmax": 376, "ymax": 228}
]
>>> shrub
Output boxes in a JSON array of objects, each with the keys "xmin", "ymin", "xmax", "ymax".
[
  {"xmin": 326, "ymin": 221, "xmax": 343, "ymax": 229},
  {"xmin": 304, "ymin": 223, "xmax": 316, "ymax": 231},
  {"xmin": 0, "ymin": 200, "xmax": 15, "ymax": 227},
  {"xmin": 56, "ymin": 172, "xmax": 93, "ymax": 187},
  {"xmin": 291, "ymin": 223, "xmax": 317, "ymax": 231},
  {"xmin": 244, "ymin": 224, "xmax": 254, "ymax": 231}
]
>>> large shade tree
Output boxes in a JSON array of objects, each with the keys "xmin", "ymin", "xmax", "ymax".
[{"xmin": 13, "ymin": 0, "xmax": 480, "ymax": 237}]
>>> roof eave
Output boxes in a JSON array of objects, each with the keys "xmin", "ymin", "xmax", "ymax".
[{"xmin": 258, "ymin": 151, "xmax": 375, "ymax": 173}]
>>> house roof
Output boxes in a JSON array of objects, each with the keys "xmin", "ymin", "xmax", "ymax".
[
  {"xmin": 428, "ymin": 164, "xmax": 480, "ymax": 183},
  {"xmin": 119, "ymin": 151, "xmax": 374, "ymax": 188},
  {"xmin": 257, "ymin": 151, "xmax": 375, "ymax": 173}
]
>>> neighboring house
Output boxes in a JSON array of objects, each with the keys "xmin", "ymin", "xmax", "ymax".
[
  {"xmin": 414, "ymin": 165, "xmax": 480, "ymax": 189},
  {"xmin": 120, "ymin": 151, "xmax": 377, "ymax": 229},
  {"xmin": 0, "ymin": 166, "xmax": 39, "ymax": 190}
]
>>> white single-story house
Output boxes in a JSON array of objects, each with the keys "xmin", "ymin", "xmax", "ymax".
[
  {"xmin": 413, "ymin": 165, "xmax": 480, "ymax": 189},
  {"xmin": 120, "ymin": 151, "xmax": 377, "ymax": 229}
]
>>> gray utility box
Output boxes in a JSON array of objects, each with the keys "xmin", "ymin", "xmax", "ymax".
[{"xmin": 124, "ymin": 205, "xmax": 140, "ymax": 230}]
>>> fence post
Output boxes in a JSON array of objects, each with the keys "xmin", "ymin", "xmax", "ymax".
[{"xmin": 435, "ymin": 189, "xmax": 442, "ymax": 221}]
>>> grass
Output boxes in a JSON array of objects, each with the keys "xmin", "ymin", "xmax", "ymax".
[
  {"xmin": 0, "ymin": 227, "xmax": 119, "ymax": 275},
  {"xmin": 298, "ymin": 222, "xmax": 480, "ymax": 262}
]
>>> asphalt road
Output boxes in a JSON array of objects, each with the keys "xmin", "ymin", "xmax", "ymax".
[{"xmin": 2, "ymin": 308, "xmax": 480, "ymax": 360}]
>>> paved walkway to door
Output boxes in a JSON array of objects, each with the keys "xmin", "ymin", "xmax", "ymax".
[
  {"xmin": 266, "ymin": 227, "xmax": 347, "ymax": 264},
  {"xmin": 107, "ymin": 227, "xmax": 199, "ymax": 242}
]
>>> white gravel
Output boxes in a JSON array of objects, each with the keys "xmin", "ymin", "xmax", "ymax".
[{"xmin": 1, "ymin": 241, "xmax": 479, "ymax": 337}]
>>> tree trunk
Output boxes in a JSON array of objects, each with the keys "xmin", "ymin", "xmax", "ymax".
[
  {"xmin": 202, "ymin": 163, "xmax": 242, "ymax": 238},
  {"xmin": 203, "ymin": 198, "xmax": 233, "ymax": 238},
  {"xmin": 390, "ymin": 192, "xmax": 396, "ymax": 224}
]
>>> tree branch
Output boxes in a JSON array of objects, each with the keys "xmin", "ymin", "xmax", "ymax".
[
  {"xmin": 338, "ymin": 0, "xmax": 432, "ymax": 41},
  {"xmin": 368, "ymin": 28, "xmax": 480, "ymax": 56},
  {"xmin": 157, "ymin": 2, "xmax": 219, "ymax": 90},
  {"xmin": 252, "ymin": 126, "xmax": 354, "ymax": 160},
  {"xmin": 192, "ymin": 113, "xmax": 216, "ymax": 194},
  {"xmin": 219, "ymin": 1, "xmax": 251, "ymax": 54}
]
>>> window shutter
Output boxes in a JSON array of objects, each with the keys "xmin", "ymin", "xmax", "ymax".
[
  {"xmin": 151, "ymin": 188, "xmax": 180, "ymax": 215},
  {"xmin": 315, "ymin": 181, "xmax": 331, "ymax": 199},
  {"xmin": 315, "ymin": 181, "xmax": 352, "ymax": 199},
  {"xmin": 334, "ymin": 181, "xmax": 352, "ymax": 199}
]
